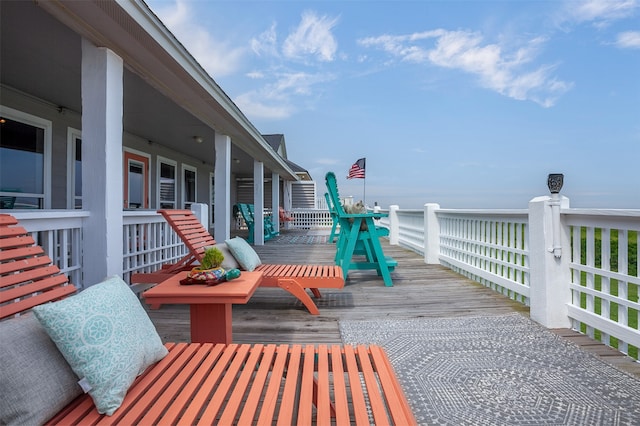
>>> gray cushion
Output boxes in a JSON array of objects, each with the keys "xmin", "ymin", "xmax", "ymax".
[
  {"xmin": 0, "ymin": 314, "xmax": 82, "ymax": 425},
  {"xmin": 215, "ymin": 243, "xmax": 241, "ymax": 270}
]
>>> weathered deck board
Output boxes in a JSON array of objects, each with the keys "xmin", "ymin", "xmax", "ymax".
[{"xmin": 145, "ymin": 232, "xmax": 639, "ymax": 379}]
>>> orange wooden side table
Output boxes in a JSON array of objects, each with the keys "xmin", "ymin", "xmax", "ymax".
[{"xmin": 143, "ymin": 270, "xmax": 263, "ymax": 344}]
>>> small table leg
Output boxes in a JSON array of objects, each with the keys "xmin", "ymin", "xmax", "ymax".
[{"xmin": 190, "ymin": 303, "xmax": 233, "ymax": 343}]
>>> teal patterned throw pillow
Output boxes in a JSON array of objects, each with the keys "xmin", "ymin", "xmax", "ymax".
[
  {"xmin": 225, "ymin": 237, "xmax": 262, "ymax": 271},
  {"xmin": 33, "ymin": 275, "xmax": 168, "ymax": 416}
]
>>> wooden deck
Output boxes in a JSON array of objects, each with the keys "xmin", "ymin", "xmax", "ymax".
[{"xmin": 145, "ymin": 231, "xmax": 640, "ymax": 378}]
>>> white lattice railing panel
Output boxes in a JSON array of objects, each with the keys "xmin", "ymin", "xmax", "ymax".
[
  {"xmin": 122, "ymin": 212, "xmax": 189, "ymax": 283},
  {"xmin": 438, "ymin": 211, "xmax": 530, "ymax": 304},
  {"xmin": 565, "ymin": 211, "xmax": 639, "ymax": 359}
]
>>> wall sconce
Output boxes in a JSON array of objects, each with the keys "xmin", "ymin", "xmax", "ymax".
[
  {"xmin": 547, "ymin": 173, "xmax": 564, "ymax": 258},
  {"xmin": 193, "ymin": 136, "xmax": 204, "ymax": 144},
  {"xmin": 233, "ymin": 158, "xmax": 240, "ymax": 164}
]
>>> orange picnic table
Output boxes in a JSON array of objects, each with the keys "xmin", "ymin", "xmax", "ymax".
[{"xmin": 143, "ymin": 270, "xmax": 263, "ymax": 344}]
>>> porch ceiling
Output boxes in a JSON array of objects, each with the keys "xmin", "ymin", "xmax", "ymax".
[{"xmin": 0, "ymin": 0, "xmax": 297, "ymax": 180}]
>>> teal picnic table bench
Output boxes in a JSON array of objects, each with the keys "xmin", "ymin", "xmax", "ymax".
[
  {"xmin": 325, "ymin": 172, "xmax": 397, "ymax": 286},
  {"xmin": 236, "ymin": 203, "xmax": 278, "ymax": 244}
]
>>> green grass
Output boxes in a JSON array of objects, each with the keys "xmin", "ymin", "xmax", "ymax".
[{"xmin": 576, "ymin": 229, "xmax": 638, "ymax": 359}]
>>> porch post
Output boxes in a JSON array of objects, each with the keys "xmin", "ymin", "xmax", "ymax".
[
  {"xmin": 388, "ymin": 205, "xmax": 399, "ymax": 245},
  {"xmin": 424, "ymin": 203, "xmax": 441, "ymax": 264},
  {"xmin": 528, "ymin": 195, "xmax": 571, "ymax": 328},
  {"xmin": 214, "ymin": 133, "xmax": 231, "ymax": 241},
  {"xmin": 253, "ymin": 160, "xmax": 265, "ymax": 245},
  {"xmin": 80, "ymin": 39, "xmax": 123, "ymax": 286},
  {"xmin": 271, "ymin": 173, "xmax": 280, "ymax": 233}
]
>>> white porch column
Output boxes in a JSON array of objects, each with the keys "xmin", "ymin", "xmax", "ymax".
[
  {"xmin": 388, "ymin": 205, "xmax": 400, "ymax": 245},
  {"xmin": 214, "ymin": 133, "xmax": 232, "ymax": 241},
  {"xmin": 253, "ymin": 160, "xmax": 265, "ymax": 245},
  {"xmin": 272, "ymin": 173, "xmax": 280, "ymax": 233},
  {"xmin": 81, "ymin": 39, "xmax": 123, "ymax": 287},
  {"xmin": 529, "ymin": 195, "xmax": 571, "ymax": 328},
  {"xmin": 424, "ymin": 203, "xmax": 441, "ymax": 264}
]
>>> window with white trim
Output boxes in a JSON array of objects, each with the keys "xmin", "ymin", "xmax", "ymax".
[
  {"xmin": 182, "ymin": 164, "xmax": 197, "ymax": 209},
  {"xmin": 158, "ymin": 157, "xmax": 177, "ymax": 209},
  {"xmin": 0, "ymin": 107, "xmax": 51, "ymax": 209},
  {"xmin": 67, "ymin": 128, "xmax": 82, "ymax": 209}
]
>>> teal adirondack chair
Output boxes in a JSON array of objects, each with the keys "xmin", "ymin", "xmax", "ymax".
[
  {"xmin": 324, "ymin": 172, "xmax": 397, "ymax": 286},
  {"xmin": 324, "ymin": 192, "xmax": 339, "ymax": 243},
  {"xmin": 236, "ymin": 203, "xmax": 278, "ymax": 244}
]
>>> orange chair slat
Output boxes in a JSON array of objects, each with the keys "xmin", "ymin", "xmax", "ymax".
[
  {"xmin": 0, "ymin": 225, "xmax": 30, "ymax": 239},
  {"xmin": 0, "ymin": 263, "xmax": 61, "ymax": 288},
  {"xmin": 356, "ymin": 345, "xmax": 391, "ymax": 426},
  {"xmin": 113, "ymin": 343, "xmax": 208, "ymax": 425},
  {"xmin": 218, "ymin": 344, "xmax": 266, "ymax": 424},
  {"xmin": 0, "ymin": 245, "xmax": 44, "ymax": 262},
  {"xmin": 0, "ymin": 235, "xmax": 36, "ymax": 250},
  {"xmin": 370, "ymin": 345, "xmax": 417, "ymax": 425},
  {"xmin": 199, "ymin": 344, "xmax": 252, "ymax": 423},
  {"xmin": 331, "ymin": 344, "xmax": 352, "ymax": 423},
  {"xmin": 343, "ymin": 345, "xmax": 372, "ymax": 426},
  {"xmin": 0, "ymin": 254, "xmax": 55, "ymax": 276},
  {"xmin": 258, "ymin": 345, "xmax": 292, "ymax": 425},
  {"xmin": 0, "ymin": 274, "xmax": 69, "ymax": 303},
  {"xmin": 275, "ymin": 344, "xmax": 302, "ymax": 426},
  {"xmin": 180, "ymin": 343, "xmax": 239, "ymax": 425},
  {"xmin": 235, "ymin": 344, "xmax": 278, "ymax": 425},
  {"xmin": 155, "ymin": 344, "xmax": 225, "ymax": 425},
  {"xmin": 295, "ymin": 344, "xmax": 316, "ymax": 425},
  {"xmin": 0, "ymin": 285, "xmax": 76, "ymax": 320},
  {"xmin": 315, "ymin": 345, "xmax": 333, "ymax": 425},
  {"xmin": 0, "ymin": 214, "xmax": 19, "ymax": 226}
]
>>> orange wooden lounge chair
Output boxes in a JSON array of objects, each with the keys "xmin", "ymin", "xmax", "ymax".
[
  {"xmin": 1, "ymin": 213, "xmax": 415, "ymax": 425},
  {"xmin": 130, "ymin": 210, "xmax": 345, "ymax": 315}
]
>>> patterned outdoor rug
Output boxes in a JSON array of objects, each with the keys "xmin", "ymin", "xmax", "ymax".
[
  {"xmin": 339, "ymin": 314, "xmax": 640, "ymax": 425},
  {"xmin": 271, "ymin": 233, "xmax": 329, "ymax": 244}
]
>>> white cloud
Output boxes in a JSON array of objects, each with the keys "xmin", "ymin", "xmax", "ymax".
[
  {"xmin": 359, "ymin": 30, "xmax": 572, "ymax": 107},
  {"xmin": 282, "ymin": 11, "xmax": 339, "ymax": 62},
  {"xmin": 148, "ymin": 0, "xmax": 244, "ymax": 77},
  {"xmin": 251, "ymin": 23, "xmax": 279, "ymax": 57},
  {"xmin": 234, "ymin": 71, "xmax": 335, "ymax": 120},
  {"xmin": 615, "ymin": 30, "xmax": 640, "ymax": 48},
  {"xmin": 567, "ymin": 0, "xmax": 638, "ymax": 25}
]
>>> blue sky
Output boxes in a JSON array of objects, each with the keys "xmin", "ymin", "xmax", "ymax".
[{"xmin": 147, "ymin": 0, "xmax": 640, "ymax": 209}]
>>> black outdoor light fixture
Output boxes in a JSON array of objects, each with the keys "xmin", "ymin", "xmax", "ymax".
[
  {"xmin": 547, "ymin": 173, "xmax": 564, "ymax": 194},
  {"xmin": 547, "ymin": 173, "xmax": 564, "ymax": 258}
]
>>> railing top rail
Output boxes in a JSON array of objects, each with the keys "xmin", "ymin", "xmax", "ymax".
[{"xmin": 562, "ymin": 208, "xmax": 640, "ymax": 218}]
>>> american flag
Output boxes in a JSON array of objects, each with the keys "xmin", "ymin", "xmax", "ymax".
[{"xmin": 347, "ymin": 158, "xmax": 366, "ymax": 179}]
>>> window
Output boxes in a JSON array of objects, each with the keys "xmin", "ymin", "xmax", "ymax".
[
  {"xmin": 0, "ymin": 107, "xmax": 51, "ymax": 209},
  {"xmin": 67, "ymin": 128, "xmax": 82, "ymax": 209},
  {"xmin": 182, "ymin": 164, "xmax": 197, "ymax": 209},
  {"xmin": 158, "ymin": 157, "xmax": 176, "ymax": 209},
  {"xmin": 123, "ymin": 150, "xmax": 149, "ymax": 209}
]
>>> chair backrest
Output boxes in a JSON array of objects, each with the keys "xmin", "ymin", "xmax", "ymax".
[
  {"xmin": 324, "ymin": 172, "xmax": 348, "ymax": 217},
  {"xmin": 0, "ymin": 214, "xmax": 77, "ymax": 320},
  {"xmin": 158, "ymin": 210, "xmax": 216, "ymax": 262},
  {"xmin": 236, "ymin": 204, "xmax": 255, "ymax": 225}
]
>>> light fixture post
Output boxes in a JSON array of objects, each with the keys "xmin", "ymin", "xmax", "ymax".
[{"xmin": 547, "ymin": 173, "xmax": 564, "ymax": 258}]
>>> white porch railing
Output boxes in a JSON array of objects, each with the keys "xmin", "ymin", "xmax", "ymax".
[
  {"xmin": 8, "ymin": 201, "xmax": 638, "ymax": 360},
  {"xmin": 11, "ymin": 210, "xmax": 88, "ymax": 288},
  {"xmin": 122, "ymin": 211, "xmax": 189, "ymax": 284},
  {"xmin": 380, "ymin": 202, "xmax": 639, "ymax": 360}
]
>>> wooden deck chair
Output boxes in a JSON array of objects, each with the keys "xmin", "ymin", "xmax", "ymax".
[
  {"xmin": 324, "ymin": 192, "xmax": 339, "ymax": 243},
  {"xmin": 325, "ymin": 172, "xmax": 397, "ymax": 286},
  {"xmin": 131, "ymin": 210, "xmax": 344, "ymax": 315},
  {"xmin": 0, "ymin": 214, "xmax": 416, "ymax": 425}
]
